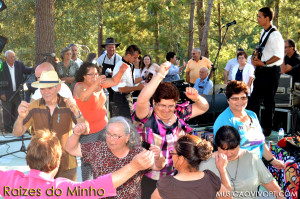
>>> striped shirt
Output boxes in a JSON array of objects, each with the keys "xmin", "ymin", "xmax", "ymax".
[{"xmin": 132, "ymin": 102, "xmax": 193, "ymax": 180}]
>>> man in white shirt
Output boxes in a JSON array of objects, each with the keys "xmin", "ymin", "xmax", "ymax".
[
  {"xmin": 0, "ymin": 50, "xmax": 33, "ymax": 132},
  {"xmin": 248, "ymin": 7, "xmax": 284, "ymax": 137},
  {"xmin": 112, "ymin": 45, "xmax": 144, "ymax": 119},
  {"xmin": 69, "ymin": 43, "xmax": 83, "ymax": 67},
  {"xmin": 31, "ymin": 62, "xmax": 73, "ymax": 101}
]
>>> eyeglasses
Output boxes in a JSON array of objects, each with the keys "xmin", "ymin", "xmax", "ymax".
[
  {"xmin": 106, "ymin": 133, "xmax": 124, "ymax": 140},
  {"xmin": 156, "ymin": 103, "xmax": 176, "ymax": 110},
  {"xmin": 230, "ymin": 96, "xmax": 248, "ymax": 101},
  {"xmin": 86, "ymin": 73, "xmax": 99, "ymax": 77},
  {"xmin": 285, "ymin": 46, "xmax": 292, "ymax": 49}
]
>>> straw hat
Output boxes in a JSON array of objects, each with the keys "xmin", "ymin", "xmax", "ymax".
[{"xmin": 31, "ymin": 71, "xmax": 64, "ymax": 88}]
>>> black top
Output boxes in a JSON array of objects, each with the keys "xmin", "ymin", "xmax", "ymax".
[{"xmin": 285, "ymin": 51, "xmax": 300, "ymax": 86}]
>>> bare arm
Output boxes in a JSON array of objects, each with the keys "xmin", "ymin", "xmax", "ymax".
[
  {"xmin": 262, "ymin": 180, "xmax": 285, "ymax": 199},
  {"xmin": 149, "ymin": 145, "xmax": 166, "ymax": 170},
  {"xmin": 263, "ymin": 143, "xmax": 285, "ymax": 169},
  {"xmin": 215, "ymin": 152, "xmax": 232, "ymax": 199},
  {"xmin": 151, "ymin": 189, "xmax": 162, "ymax": 199},
  {"xmin": 186, "ymin": 71, "xmax": 190, "ymax": 83},
  {"xmin": 185, "ymin": 87, "xmax": 209, "ymax": 119},
  {"xmin": 111, "ymin": 150, "xmax": 155, "ymax": 188},
  {"xmin": 135, "ymin": 62, "xmax": 171, "ymax": 119},
  {"xmin": 102, "ymin": 63, "xmax": 129, "ymax": 88},
  {"xmin": 247, "ymin": 76, "xmax": 254, "ymax": 88},
  {"xmin": 224, "ymin": 70, "xmax": 229, "ymax": 84},
  {"xmin": 13, "ymin": 101, "xmax": 30, "ymax": 137},
  {"xmin": 252, "ymin": 56, "xmax": 280, "ymax": 67}
]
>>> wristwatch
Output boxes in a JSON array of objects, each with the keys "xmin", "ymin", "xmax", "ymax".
[{"xmin": 263, "ymin": 61, "xmax": 267, "ymax": 67}]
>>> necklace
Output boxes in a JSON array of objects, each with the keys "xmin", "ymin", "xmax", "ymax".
[
  {"xmin": 226, "ymin": 157, "xmax": 239, "ymax": 192},
  {"xmin": 156, "ymin": 114, "xmax": 174, "ymax": 126}
]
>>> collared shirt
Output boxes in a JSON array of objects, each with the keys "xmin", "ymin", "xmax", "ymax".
[
  {"xmin": 7, "ymin": 63, "xmax": 16, "ymax": 91},
  {"xmin": 260, "ymin": 26, "xmax": 284, "ymax": 66},
  {"xmin": 193, "ymin": 76, "xmax": 213, "ymax": 95},
  {"xmin": 164, "ymin": 64, "xmax": 180, "ymax": 82},
  {"xmin": 31, "ymin": 83, "xmax": 73, "ymax": 101},
  {"xmin": 0, "ymin": 169, "xmax": 116, "ymax": 198},
  {"xmin": 132, "ymin": 102, "xmax": 193, "ymax": 180},
  {"xmin": 186, "ymin": 57, "xmax": 212, "ymax": 84},
  {"xmin": 112, "ymin": 59, "xmax": 135, "ymax": 92},
  {"xmin": 23, "ymin": 95, "xmax": 77, "ymax": 171},
  {"xmin": 224, "ymin": 58, "xmax": 238, "ymax": 81},
  {"xmin": 74, "ymin": 57, "xmax": 83, "ymax": 67},
  {"xmin": 97, "ymin": 53, "xmax": 122, "ymax": 67}
]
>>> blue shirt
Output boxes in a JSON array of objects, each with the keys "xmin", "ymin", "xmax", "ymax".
[
  {"xmin": 164, "ymin": 64, "xmax": 180, "ymax": 82},
  {"xmin": 213, "ymin": 107, "xmax": 265, "ymax": 158},
  {"xmin": 193, "ymin": 77, "xmax": 213, "ymax": 95}
]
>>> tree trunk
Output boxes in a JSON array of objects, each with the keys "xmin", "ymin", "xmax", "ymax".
[
  {"xmin": 97, "ymin": 0, "xmax": 104, "ymax": 57},
  {"xmin": 273, "ymin": 0, "xmax": 280, "ymax": 29},
  {"xmin": 35, "ymin": 0, "xmax": 55, "ymax": 66},
  {"xmin": 154, "ymin": 9, "xmax": 160, "ymax": 63},
  {"xmin": 188, "ymin": 0, "xmax": 195, "ymax": 60},
  {"xmin": 200, "ymin": 0, "xmax": 213, "ymax": 58},
  {"xmin": 196, "ymin": 0, "xmax": 204, "ymax": 47}
]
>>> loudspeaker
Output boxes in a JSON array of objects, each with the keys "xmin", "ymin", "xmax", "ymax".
[
  {"xmin": 0, "ymin": 36, "xmax": 7, "ymax": 54},
  {"xmin": 187, "ymin": 94, "xmax": 228, "ymax": 127},
  {"xmin": 275, "ymin": 74, "xmax": 292, "ymax": 107}
]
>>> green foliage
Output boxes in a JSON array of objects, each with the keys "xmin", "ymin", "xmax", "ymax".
[{"xmin": 0, "ymin": 0, "xmax": 299, "ymax": 84}]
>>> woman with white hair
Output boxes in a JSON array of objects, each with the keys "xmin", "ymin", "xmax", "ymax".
[{"xmin": 65, "ymin": 116, "xmax": 166, "ymax": 199}]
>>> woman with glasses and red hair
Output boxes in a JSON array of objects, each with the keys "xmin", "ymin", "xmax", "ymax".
[
  {"xmin": 132, "ymin": 62, "xmax": 209, "ymax": 198},
  {"xmin": 213, "ymin": 80, "xmax": 284, "ymax": 169}
]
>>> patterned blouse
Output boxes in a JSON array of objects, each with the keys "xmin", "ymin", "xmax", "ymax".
[
  {"xmin": 132, "ymin": 101, "xmax": 193, "ymax": 180},
  {"xmin": 56, "ymin": 60, "xmax": 79, "ymax": 91},
  {"xmin": 81, "ymin": 141, "xmax": 145, "ymax": 199}
]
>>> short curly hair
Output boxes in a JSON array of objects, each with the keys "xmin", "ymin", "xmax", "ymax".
[
  {"xmin": 225, "ymin": 80, "xmax": 248, "ymax": 99},
  {"xmin": 75, "ymin": 62, "xmax": 101, "ymax": 82},
  {"xmin": 175, "ymin": 135, "xmax": 213, "ymax": 169},
  {"xmin": 60, "ymin": 47, "xmax": 72, "ymax": 60},
  {"xmin": 153, "ymin": 82, "xmax": 180, "ymax": 103}
]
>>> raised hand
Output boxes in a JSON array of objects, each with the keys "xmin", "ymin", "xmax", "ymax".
[
  {"xmin": 73, "ymin": 122, "xmax": 88, "ymax": 136},
  {"xmin": 159, "ymin": 61, "xmax": 171, "ymax": 77},
  {"xmin": 185, "ymin": 87, "xmax": 200, "ymax": 101},
  {"xmin": 149, "ymin": 144, "xmax": 162, "ymax": 160},
  {"xmin": 17, "ymin": 101, "xmax": 30, "ymax": 119},
  {"xmin": 215, "ymin": 152, "xmax": 228, "ymax": 171},
  {"xmin": 131, "ymin": 150, "xmax": 155, "ymax": 171}
]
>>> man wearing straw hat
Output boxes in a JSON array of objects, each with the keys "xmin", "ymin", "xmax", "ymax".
[{"xmin": 13, "ymin": 70, "xmax": 89, "ymax": 181}]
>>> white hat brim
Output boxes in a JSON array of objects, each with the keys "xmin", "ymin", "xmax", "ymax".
[{"xmin": 31, "ymin": 80, "xmax": 64, "ymax": 88}]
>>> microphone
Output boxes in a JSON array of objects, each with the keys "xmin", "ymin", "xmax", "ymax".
[
  {"xmin": 41, "ymin": 53, "xmax": 56, "ymax": 57},
  {"xmin": 226, "ymin": 20, "xmax": 236, "ymax": 27}
]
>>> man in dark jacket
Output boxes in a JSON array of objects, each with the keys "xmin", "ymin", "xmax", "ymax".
[{"xmin": 0, "ymin": 50, "xmax": 33, "ymax": 132}]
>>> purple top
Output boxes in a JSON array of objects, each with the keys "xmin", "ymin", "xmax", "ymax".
[{"xmin": 132, "ymin": 101, "xmax": 193, "ymax": 180}]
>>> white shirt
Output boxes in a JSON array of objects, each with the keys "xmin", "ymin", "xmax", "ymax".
[
  {"xmin": 112, "ymin": 60, "xmax": 135, "ymax": 92},
  {"xmin": 224, "ymin": 58, "xmax": 238, "ymax": 81},
  {"xmin": 260, "ymin": 26, "xmax": 284, "ymax": 66},
  {"xmin": 7, "ymin": 63, "xmax": 16, "ymax": 91},
  {"xmin": 31, "ymin": 83, "xmax": 73, "ymax": 100},
  {"xmin": 97, "ymin": 53, "xmax": 122, "ymax": 67},
  {"xmin": 74, "ymin": 58, "xmax": 83, "ymax": 67},
  {"xmin": 231, "ymin": 63, "xmax": 255, "ymax": 95}
]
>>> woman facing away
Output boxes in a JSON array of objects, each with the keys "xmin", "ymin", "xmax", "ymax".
[{"xmin": 151, "ymin": 134, "xmax": 232, "ymax": 199}]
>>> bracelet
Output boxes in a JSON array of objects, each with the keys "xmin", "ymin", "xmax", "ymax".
[
  {"xmin": 266, "ymin": 157, "xmax": 275, "ymax": 164},
  {"xmin": 76, "ymin": 111, "xmax": 82, "ymax": 119},
  {"xmin": 157, "ymin": 73, "xmax": 165, "ymax": 78},
  {"xmin": 193, "ymin": 96, "xmax": 201, "ymax": 102}
]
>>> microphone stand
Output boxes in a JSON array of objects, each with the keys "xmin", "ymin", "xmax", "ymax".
[{"xmin": 207, "ymin": 25, "xmax": 232, "ymax": 121}]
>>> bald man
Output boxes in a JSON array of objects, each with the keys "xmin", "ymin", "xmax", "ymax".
[
  {"xmin": 31, "ymin": 62, "xmax": 72, "ymax": 101},
  {"xmin": 193, "ymin": 67, "xmax": 213, "ymax": 95}
]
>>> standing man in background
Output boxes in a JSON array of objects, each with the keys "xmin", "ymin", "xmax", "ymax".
[
  {"xmin": 0, "ymin": 50, "xmax": 33, "ymax": 132},
  {"xmin": 69, "ymin": 43, "xmax": 83, "ymax": 67},
  {"xmin": 164, "ymin": 52, "xmax": 186, "ymax": 82},
  {"xmin": 185, "ymin": 48, "xmax": 212, "ymax": 87},
  {"xmin": 249, "ymin": 7, "xmax": 284, "ymax": 137}
]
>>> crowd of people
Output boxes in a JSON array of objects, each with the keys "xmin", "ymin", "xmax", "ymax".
[{"xmin": 1, "ymin": 6, "xmax": 299, "ymax": 199}]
